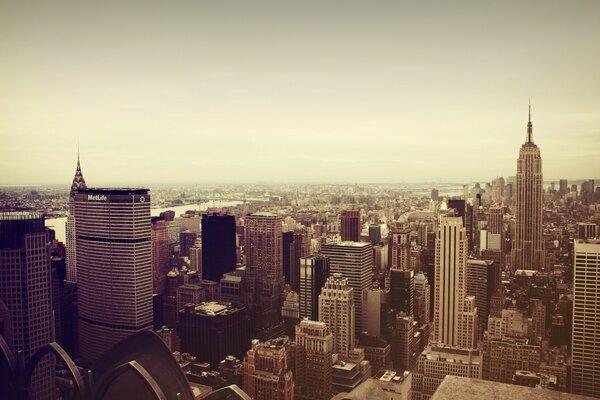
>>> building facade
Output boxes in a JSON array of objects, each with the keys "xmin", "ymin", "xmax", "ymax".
[
  {"xmin": 295, "ymin": 319, "xmax": 333, "ymax": 400},
  {"xmin": 178, "ymin": 301, "xmax": 250, "ymax": 369},
  {"xmin": 319, "ymin": 274, "xmax": 355, "ymax": 358},
  {"xmin": 510, "ymin": 106, "xmax": 545, "ymax": 270},
  {"xmin": 66, "ymin": 153, "xmax": 87, "ymax": 283},
  {"xmin": 242, "ymin": 212, "xmax": 284, "ymax": 340},
  {"xmin": 320, "ymin": 241, "xmax": 372, "ymax": 336},
  {"xmin": 201, "ymin": 213, "xmax": 237, "ymax": 282},
  {"xmin": 243, "ymin": 337, "xmax": 294, "ymax": 400},
  {"xmin": 74, "ymin": 188, "xmax": 153, "ymax": 361},
  {"xmin": 340, "ymin": 210, "xmax": 361, "ymax": 242},
  {"xmin": 432, "ymin": 216, "xmax": 477, "ymax": 349},
  {"xmin": 0, "ymin": 212, "xmax": 55, "ymax": 399},
  {"xmin": 299, "ymin": 255, "xmax": 330, "ymax": 321},
  {"xmin": 571, "ymin": 239, "xmax": 600, "ymax": 397}
]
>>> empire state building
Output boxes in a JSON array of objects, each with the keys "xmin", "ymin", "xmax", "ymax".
[{"xmin": 510, "ymin": 104, "xmax": 545, "ymax": 270}]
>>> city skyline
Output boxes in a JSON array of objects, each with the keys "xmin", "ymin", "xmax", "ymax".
[{"xmin": 1, "ymin": 1, "xmax": 599, "ymax": 185}]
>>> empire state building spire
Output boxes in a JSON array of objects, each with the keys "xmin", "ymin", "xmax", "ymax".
[{"xmin": 527, "ymin": 99, "xmax": 533, "ymax": 143}]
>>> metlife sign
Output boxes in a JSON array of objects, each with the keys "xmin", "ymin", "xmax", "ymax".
[{"xmin": 87, "ymin": 194, "xmax": 108, "ymax": 201}]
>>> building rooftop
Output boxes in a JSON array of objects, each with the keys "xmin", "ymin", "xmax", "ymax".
[
  {"xmin": 249, "ymin": 211, "xmax": 278, "ymax": 217},
  {"xmin": 76, "ymin": 187, "xmax": 149, "ymax": 194},
  {"xmin": 0, "ymin": 211, "xmax": 44, "ymax": 220},
  {"xmin": 431, "ymin": 376, "xmax": 594, "ymax": 400},
  {"xmin": 182, "ymin": 301, "xmax": 242, "ymax": 316},
  {"xmin": 325, "ymin": 241, "xmax": 371, "ymax": 248}
]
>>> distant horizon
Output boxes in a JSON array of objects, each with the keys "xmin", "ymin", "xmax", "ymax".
[{"xmin": 1, "ymin": 177, "xmax": 597, "ymax": 188}]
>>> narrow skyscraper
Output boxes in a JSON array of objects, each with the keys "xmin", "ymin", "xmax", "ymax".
[
  {"xmin": 340, "ymin": 210, "xmax": 361, "ymax": 242},
  {"xmin": 295, "ymin": 319, "xmax": 333, "ymax": 400},
  {"xmin": 432, "ymin": 216, "xmax": 477, "ymax": 349},
  {"xmin": 201, "ymin": 213, "xmax": 236, "ymax": 282},
  {"xmin": 242, "ymin": 212, "xmax": 285, "ymax": 340},
  {"xmin": 319, "ymin": 274, "xmax": 355, "ymax": 358},
  {"xmin": 510, "ymin": 104, "xmax": 545, "ymax": 270},
  {"xmin": 320, "ymin": 241, "xmax": 372, "ymax": 336},
  {"xmin": 66, "ymin": 151, "xmax": 87, "ymax": 283}
]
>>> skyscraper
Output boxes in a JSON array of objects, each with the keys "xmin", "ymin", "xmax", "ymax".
[
  {"xmin": 511, "ymin": 104, "xmax": 545, "ymax": 270},
  {"xmin": 242, "ymin": 212, "xmax": 284, "ymax": 340},
  {"xmin": 321, "ymin": 241, "xmax": 372, "ymax": 336},
  {"xmin": 0, "ymin": 212, "xmax": 55, "ymax": 399},
  {"xmin": 299, "ymin": 255, "xmax": 330, "ymax": 321},
  {"xmin": 244, "ymin": 337, "xmax": 294, "ymax": 400},
  {"xmin": 201, "ymin": 213, "xmax": 236, "ymax": 282},
  {"xmin": 319, "ymin": 274, "xmax": 355, "ymax": 358},
  {"xmin": 487, "ymin": 204, "xmax": 504, "ymax": 251},
  {"xmin": 432, "ymin": 216, "xmax": 477, "ymax": 349},
  {"xmin": 390, "ymin": 269, "xmax": 414, "ymax": 315},
  {"xmin": 66, "ymin": 152, "xmax": 87, "ymax": 283},
  {"xmin": 151, "ymin": 216, "xmax": 170, "ymax": 295},
  {"xmin": 74, "ymin": 188, "xmax": 153, "ymax": 361},
  {"xmin": 571, "ymin": 239, "xmax": 600, "ymax": 397},
  {"xmin": 295, "ymin": 319, "xmax": 333, "ymax": 400},
  {"xmin": 340, "ymin": 210, "xmax": 361, "ymax": 242},
  {"xmin": 389, "ymin": 228, "xmax": 411, "ymax": 271},
  {"xmin": 177, "ymin": 302, "xmax": 251, "ymax": 369},
  {"xmin": 414, "ymin": 272, "xmax": 430, "ymax": 324}
]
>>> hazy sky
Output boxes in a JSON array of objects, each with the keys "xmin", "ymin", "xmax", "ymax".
[{"xmin": 1, "ymin": 1, "xmax": 599, "ymax": 185}]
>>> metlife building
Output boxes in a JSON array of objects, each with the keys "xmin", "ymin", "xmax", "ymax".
[{"xmin": 73, "ymin": 188, "xmax": 153, "ymax": 361}]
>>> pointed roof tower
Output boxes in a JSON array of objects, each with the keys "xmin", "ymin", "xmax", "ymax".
[
  {"xmin": 527, "ymin": 99, "xmax": 533, "ymax": 144},
  {"xmin": 70, "ymin": 147, "xmax": 87, "ymax": 195}
]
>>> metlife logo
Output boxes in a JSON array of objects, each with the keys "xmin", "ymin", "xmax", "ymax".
[{"xmin": 87, "ymin": 194, "xmax": 108, "ymax": 201}]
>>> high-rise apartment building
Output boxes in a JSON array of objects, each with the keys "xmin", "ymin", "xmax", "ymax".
[
  {"xmin": 0, "ymin": 212, "xmax": 54, "ymax": 399},
  {"xmin": 390, "ymin": 313, "xmax": 417, "ymax": 372},
  {"xmin": 151, "ymin": 216, "xmax": 170, "ymax": 294},
  {"xmin": 510, "ymin": 105, "xmax": 545, "ymax": 270},
  {"xmin": 244, "ymin": 337, "xmax": 294, "ymax": 400},
  {"xmin": 369, "ymin": 224, "xmax": 382, "ymax": 245},
  {"xmin": 390, "ymin": 269, "xmax": 414, "ymax": 315},
  {"xmin": 361, "ymin": 283, "xmax": 386, "ymax": 338},
  {"xmin": 242, "ymin": 212, "xmax": 284, "ymax": 340},
  {"xmin": 340, "ymin": 210, "xmax": 361, "ymax": 242},
  {"xmin": 321, "ymin": 241, "xmax": 372, "ymax": 336},
  {"xmin": 571, "ymin": 239, "xmax": 600, "ymax": 397},
  {"xmin": 319, "ymin": 274, "xmax": 355, "ymax": 358},
  {"xmin": 390, "ymin": 228, "xmax": 411, "ymax": 270},
  {"xmin": 66, "ymin": 153, "xmax": 87, "ymax": 282},
  {"xmin": 432, "ymin": 216, "xmax": 477, "ymax": 349},
  {"xmin": 74, "ymin": 188, "xmax": 153, "ymax": 361},
  {"xmin": 299, "ymin": 255, "xmax": 330, "ymax": 321},
  {"xmin": 487, "ymin": 204, "xmax": 504, "ymax": 251},
  {"xmin": 466, "ymin": 259, "xmax": 500, "ymax": 333},
  {"xmin": 201, "ymin": 213, "xmax": 236, "ymax": 282},
  {"xmin": 414, "ymin": 273, "xmax": 430, "ymax": 324},
  {"xmin": 295, "ymin": 319, "xmax": 333, "ymax": 400}
]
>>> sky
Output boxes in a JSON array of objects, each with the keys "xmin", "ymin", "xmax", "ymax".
[{"xmin": 0, "ymin": 1, "xmax": 599, "ymax": 185}]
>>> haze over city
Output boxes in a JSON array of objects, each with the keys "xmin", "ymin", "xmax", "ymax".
[{"xmin": 1, "ymin": 1, "xmax": 599, "ymax": 185}]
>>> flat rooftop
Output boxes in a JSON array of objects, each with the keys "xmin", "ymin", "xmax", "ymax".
[
  {"xmin": 431, "ymin": 376, "xmax": 595, "ymax": 400},
  {"xmin": 77, "ymin": 188, "xmax": 149, "ymax": 194},
  {"xmin": 325, "ymin": 241, "xmax": 371, "ymax": 247}
]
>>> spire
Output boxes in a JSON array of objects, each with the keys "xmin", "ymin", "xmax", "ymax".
[
  {"xmin": 71, "ymin": 147, "xmax": 87, "ymax": 195},
  {"xmin": 527, "ymin": 99, "xmax": 533, "ymax": 143}
]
